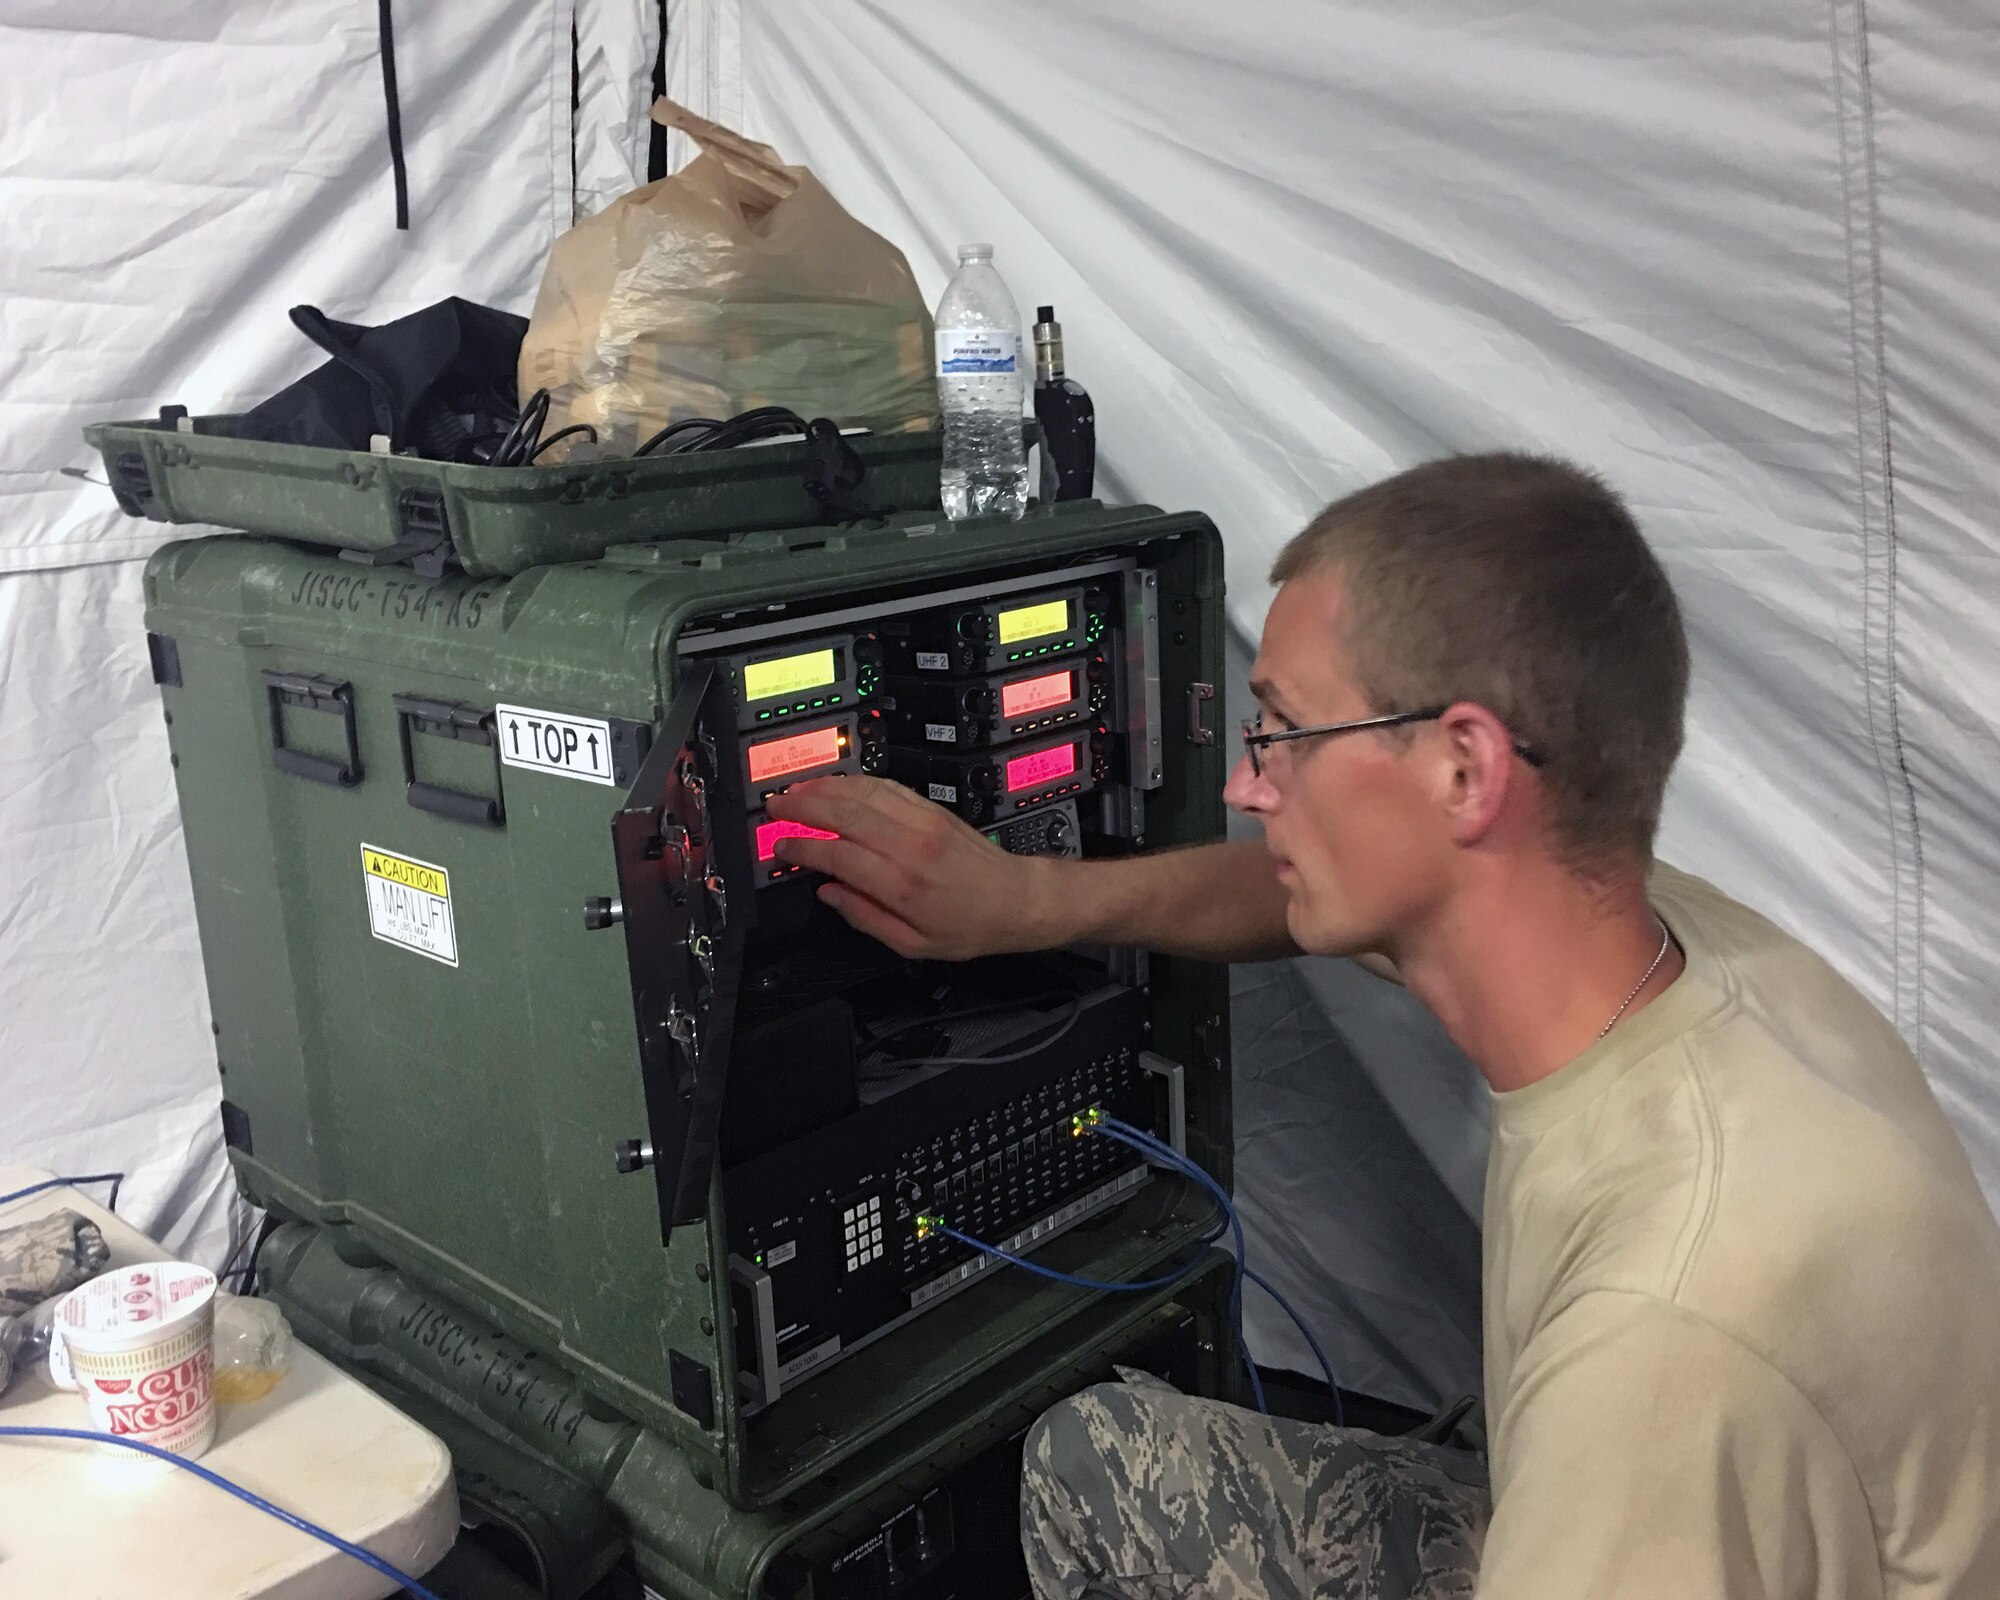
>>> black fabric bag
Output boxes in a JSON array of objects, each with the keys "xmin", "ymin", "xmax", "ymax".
[{"xmin": 233, "ymin": 297, "xmax": 528, "ymax": 461}]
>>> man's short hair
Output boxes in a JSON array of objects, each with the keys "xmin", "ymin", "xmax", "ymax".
[{"xmin": 1271, "ymin": 452, "xmax": 1689, "ymax": 873}]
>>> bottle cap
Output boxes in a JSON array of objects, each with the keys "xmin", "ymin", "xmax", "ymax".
[{"xmin": 957, "ymin": 243, "xmax": 994, "ymax": 261}]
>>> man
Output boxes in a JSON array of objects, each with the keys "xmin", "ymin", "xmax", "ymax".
[{"xmin": 766, "ymin": 454, "xmax": 2000, "ymax": 1598}]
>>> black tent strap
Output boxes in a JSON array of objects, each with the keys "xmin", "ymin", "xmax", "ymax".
[{"xmin": 378, "ymin": 0, "xmax": 410, "ymax": 230}]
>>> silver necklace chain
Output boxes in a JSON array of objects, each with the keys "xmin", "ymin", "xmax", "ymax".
[{"xmin": 1599, "ymin": 918, "xmax": 1673, "ymax": 1040}]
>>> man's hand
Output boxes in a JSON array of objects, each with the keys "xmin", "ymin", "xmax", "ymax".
[
  {"xmin": 769, "ymin": 779, "xmax": 1310, "ymax": 966},
  {"xmin": 766, "ymin": 775, "xmax": 1060, "ymax": 960}
]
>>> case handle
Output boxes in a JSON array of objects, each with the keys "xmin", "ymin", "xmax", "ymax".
[
  {"xmin": 394, "ymin": 693, "xmax": 505, "ymax": 827},
  {"xmin": 261, "ymin": 670, "xmax": 361, "ymax": 787}
]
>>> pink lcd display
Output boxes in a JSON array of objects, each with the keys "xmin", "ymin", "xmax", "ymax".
[
  {"xmin": 755, "ymin": 819, "xmax": 839, "ymax": 861},
  {"xmin": 1000, "ymin": 668, "xmax": 1076, "ymax": 719},
  {"xmin": 1006, "ymin": 742, "xmax": 1078, "ymax": 792}
]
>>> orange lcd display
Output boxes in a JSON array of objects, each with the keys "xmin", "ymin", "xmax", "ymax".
[
  {"xmin": 747, "ymin": 724, "xmax": 845, "ymax": 783},
  {"xmin": 1000, "ymin": 668, "xmax": 1076, "ymax": 719}
]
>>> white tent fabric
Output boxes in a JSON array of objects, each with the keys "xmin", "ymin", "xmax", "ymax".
[
  {"xmin": 4, "ymin": 0, "xmax": 1994, "ymax": 1413},
  {"xmin": 670, "ymin": 0, "xmax": 2000, "ymax": 1406},
  {"xmin": 0, "ymin": 0, "xmax": 601, "ymax": 1260}
]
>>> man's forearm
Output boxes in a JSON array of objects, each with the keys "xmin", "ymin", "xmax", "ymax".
[{"xmin": 1027, "ymin": 837, "xmax": 1299, "ymax": 963}]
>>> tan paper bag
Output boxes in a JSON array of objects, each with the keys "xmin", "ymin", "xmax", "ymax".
[{"xmin": 519, "ymin": 98, "xmax": 935, "ymax": 452}]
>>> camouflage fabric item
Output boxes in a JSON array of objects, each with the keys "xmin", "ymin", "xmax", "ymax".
[
  {"xmin": 0, "ymin": 1208, "xmax": 109, "ymax": 1317},
  {"xmin": 1022, "ymin": 1371, "xmax": 1488, "ymax": 1600}
]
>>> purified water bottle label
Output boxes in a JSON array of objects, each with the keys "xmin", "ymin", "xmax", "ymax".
[{"xmin": 938, "ymin": 328, "xmax": 1020, "ymax": 374}]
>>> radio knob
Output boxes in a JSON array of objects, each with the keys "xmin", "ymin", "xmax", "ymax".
[
  {"xmin": 964, "ymin": 687, "xmax": 996, "ymax": 715},
  {"xmin": 1045, "ymin": 813, "xmax": 1072, "ymax": 850},
  {"xmin": 854, "ymin": 634, "xmax": 882, "ymax": 664},
  {"xmin": 973, "ymin": 764, "xmax": 1001, "ymax": 792}
]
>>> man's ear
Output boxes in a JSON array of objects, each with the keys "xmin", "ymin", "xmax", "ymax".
[{"xmin": 1432, "ymin": 701, "xmax": 1520, "ymax": 845}]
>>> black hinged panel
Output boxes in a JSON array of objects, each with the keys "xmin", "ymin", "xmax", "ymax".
[{"xmin": 611, "ymin": 665, "xmax": 753, "ymax": 1230}]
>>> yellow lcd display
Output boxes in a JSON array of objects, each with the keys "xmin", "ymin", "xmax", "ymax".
[
  {"xmin": 996, "ymin": 598, "xmax": 1071, "ymax": 646},
  {"xmin": 743, "ymin": 647, "xmax": 837, "ymax": 703}
]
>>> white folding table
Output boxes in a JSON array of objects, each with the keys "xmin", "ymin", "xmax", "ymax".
[{"xmin": 0, "ymin": 1165, "xmax": 458, "ymax": 1598}]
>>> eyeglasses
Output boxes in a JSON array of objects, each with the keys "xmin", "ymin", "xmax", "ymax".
[{"xmin": 1239, "ymin": 706, "xmax": 1549, "ymax": 778}]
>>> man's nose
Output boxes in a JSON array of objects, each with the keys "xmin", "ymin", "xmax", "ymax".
[{"xmin": 1223, "ymin": 747, "xmax": 1272, "ymax": 815}]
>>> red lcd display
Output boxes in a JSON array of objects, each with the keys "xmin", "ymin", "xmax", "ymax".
[
  {"xmin": 755, "ymin": 819, "xmax": 839, "ymax": 861},
  {"xmin": 1000, "ymin": 668, "xmax": 1076, "ymax": 720},
  {"xmin": 747, "ymin": 723, "xmax": 845, "ymax": 783},
  {"xmin": 1006, "ymin": 742, "xmax": 1078, "ymax": 792}
]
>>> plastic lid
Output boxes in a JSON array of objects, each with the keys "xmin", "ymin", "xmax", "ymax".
[{"xmin": 957, "ymin": 243, "xmax": 994, "ymax": 261}]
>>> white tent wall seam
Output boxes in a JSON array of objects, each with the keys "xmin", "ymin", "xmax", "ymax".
[
  {"xmin": 1831, "ymin": 0, "xmax": 1928, "ymax": 1060},
  {"xmin": 664, "ymin": 0, "xmax": 743, "ymax": 171}
]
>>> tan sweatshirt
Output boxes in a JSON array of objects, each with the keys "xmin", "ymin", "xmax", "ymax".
[{"xmin": 1476, "ymin": 866, "xmax": 2000, "ymax": 1599}]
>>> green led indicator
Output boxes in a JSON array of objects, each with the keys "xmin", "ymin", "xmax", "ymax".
[
  {"xmin": 812, "ymin": 698, "xmax": 825, "ymax": 708},
  {"xmin": 755, "ymin": 1253, "xmax": 765, "ymax": 1265}
]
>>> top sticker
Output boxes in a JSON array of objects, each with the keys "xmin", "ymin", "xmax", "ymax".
[{"xmin": 495, "ymin": 704, "xmax": 616, "ymax": 785}]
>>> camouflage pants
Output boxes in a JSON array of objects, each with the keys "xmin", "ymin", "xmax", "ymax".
[{"xmin": 1021, "ymin": 1374, "xmax": 1488, "ymax": 1600}]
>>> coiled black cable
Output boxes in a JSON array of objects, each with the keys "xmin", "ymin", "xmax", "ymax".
[
  {"xmin": 485, "ymin": 388, "xmax": 551, "ymax": 466},
  {"xmin": 634, "ymin": 406, "xmax": 812, "ymax": 457},
  {"xmin": 525, "ymin": 423, "xmax": 597, "ymax": 463}
]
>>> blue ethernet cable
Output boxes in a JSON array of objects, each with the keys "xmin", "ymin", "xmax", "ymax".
[
  {"xmin": 0, "ymin": 1172, "xmax": 124, "ymax": 1212},
  {"xmin": 1094, "ymin": 1116, "xmax": 1344, "ymax": 1422},
  {"xmin": 927, "ymin": 1223, "xmax": 1214, "ymax": 1293},
  {"xmin": 1089, "ymin": 1117, "xmax": 1265, "ymax": 1413}
]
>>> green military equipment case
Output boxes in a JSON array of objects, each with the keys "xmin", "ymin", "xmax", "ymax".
[
  {"xmin": 91, "ymin": 413, "xmax": 946, "ymax": 577},
  {"xmin": 143, "ymin": 500, "xmax": 1235, "ymax": 1590}
]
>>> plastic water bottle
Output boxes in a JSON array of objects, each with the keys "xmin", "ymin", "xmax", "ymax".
[{"xmin": 935, "ymin": 244, "xmax": 1029, "ymax": 521}]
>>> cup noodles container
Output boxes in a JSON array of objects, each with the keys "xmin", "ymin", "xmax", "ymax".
[{"xmin": 55, "ymin": 1262, "xmax": 219, "ymax": 1459}]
